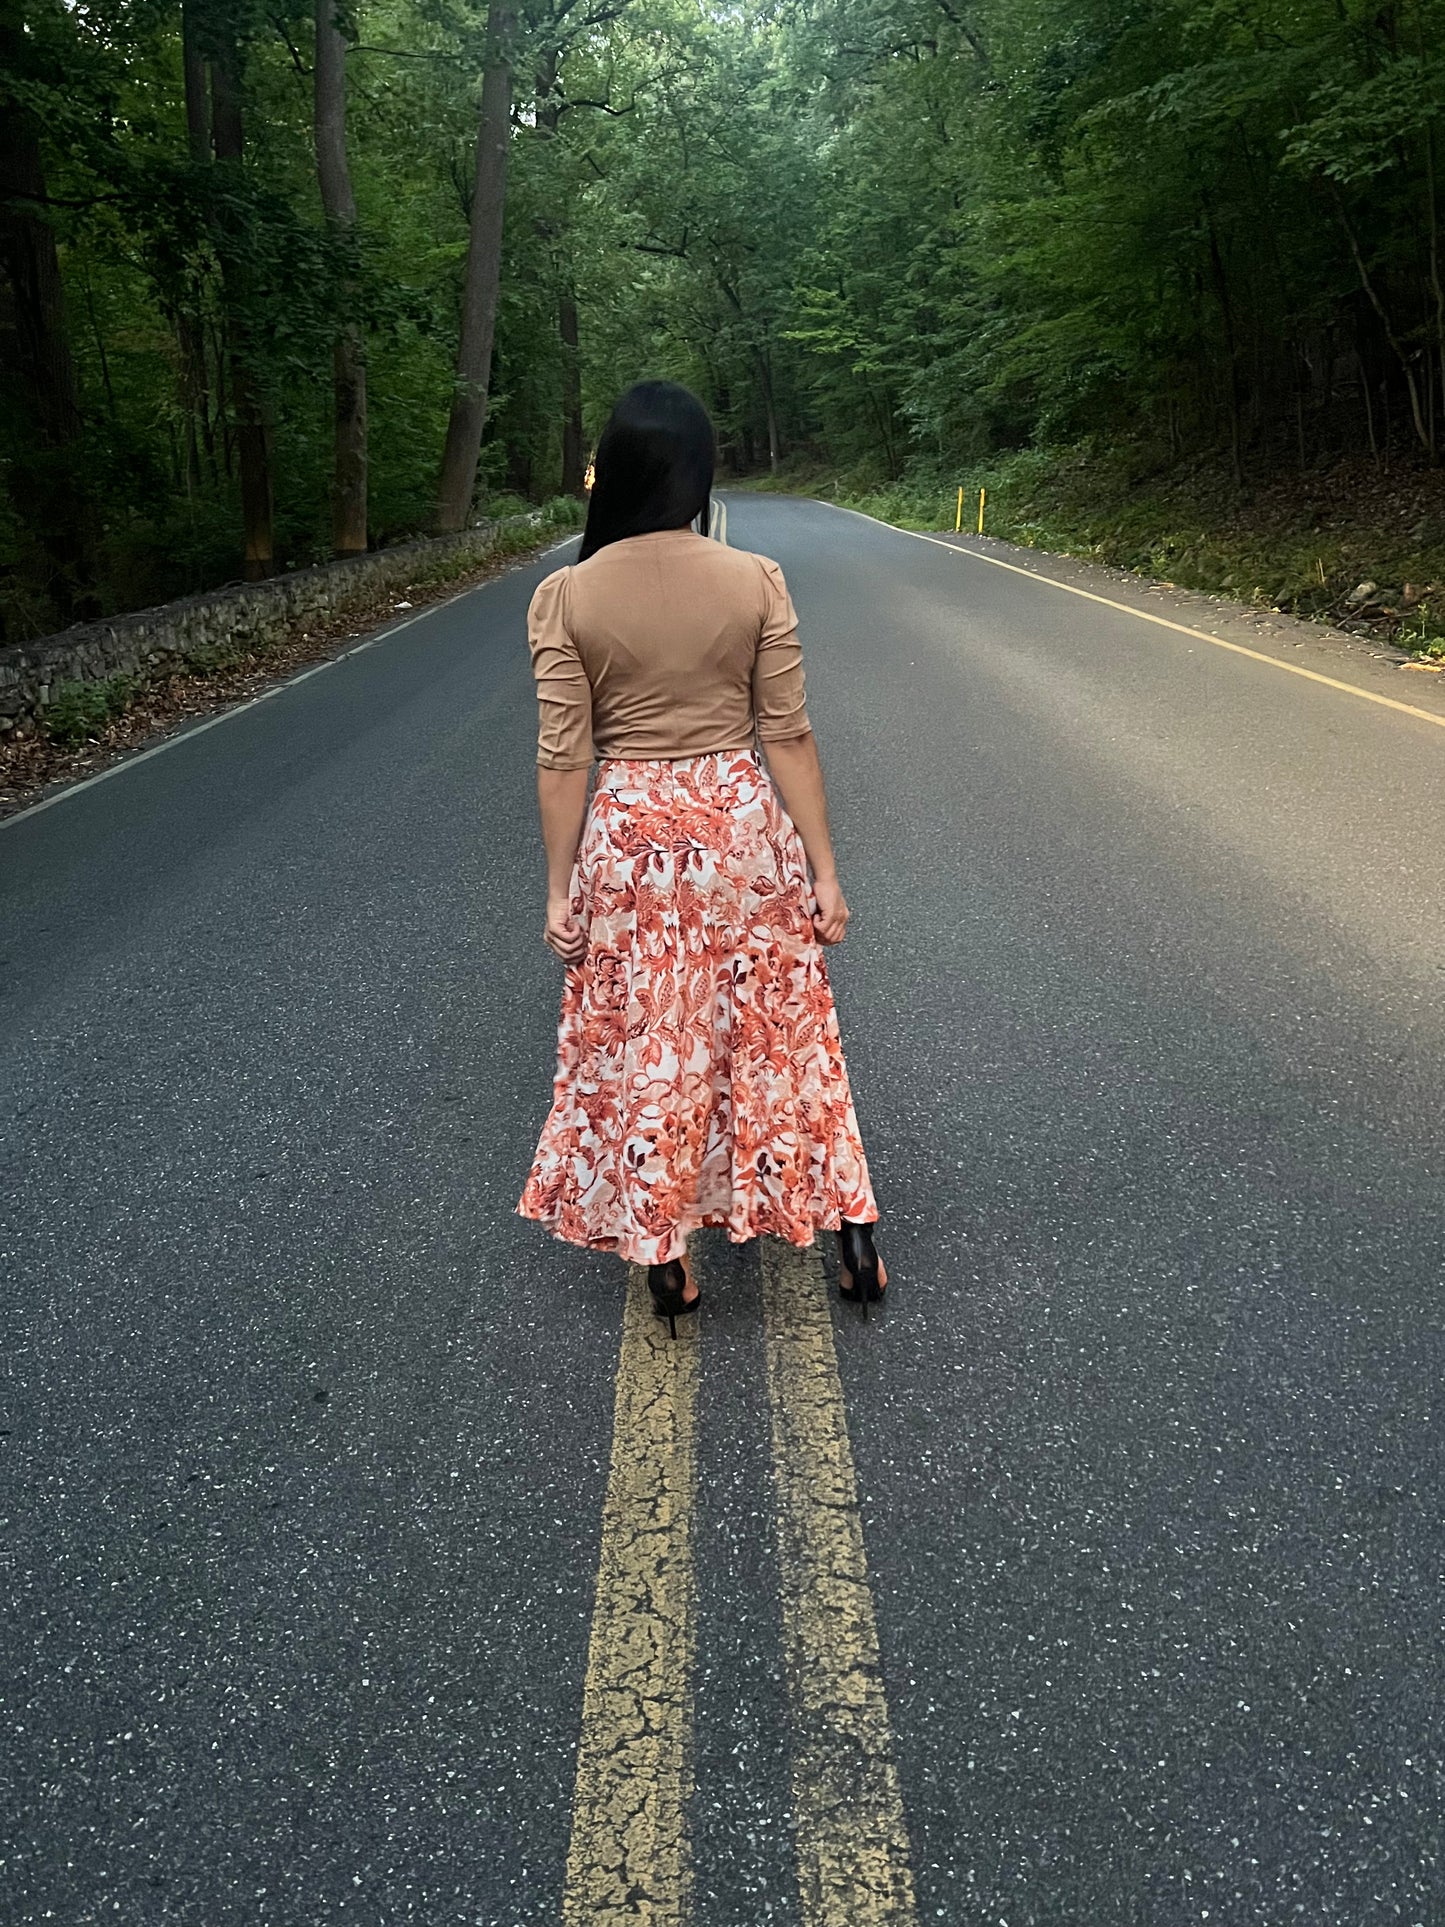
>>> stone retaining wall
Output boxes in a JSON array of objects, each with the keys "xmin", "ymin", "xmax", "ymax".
[{"xmin": 0, "ymin": 513, "xmax": 549, "ymax": 735}]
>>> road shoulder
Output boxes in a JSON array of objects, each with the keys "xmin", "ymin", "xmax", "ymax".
[
  {"xmin": 0, "ymin": 529, "xmax": 580, "ymax": 829},
  {"xmin": 815, "ymin": 501, "xmax": 1445, "ymax": 727}
]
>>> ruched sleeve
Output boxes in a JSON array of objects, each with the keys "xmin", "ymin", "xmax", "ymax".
[
  {"xmin": 528, "ymin": 567, "xmax": 594, "ymax": 770},
  {"xmin": 751, "ymin": 555, "xmax": 811, "ymax": 741}
]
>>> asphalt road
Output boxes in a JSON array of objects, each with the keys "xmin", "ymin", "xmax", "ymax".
[{"xmin": 2, "ymin": 494, "xmax": 1442, "ymax": 1926}]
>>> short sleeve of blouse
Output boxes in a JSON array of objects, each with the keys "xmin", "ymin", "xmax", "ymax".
[
  {"xmin": 528, "ymin": 568, "xmax": 594, "ymax": 770},
  {"xmin": 751, "ymin": 555, "xmax": 811, "ymax": 742}
]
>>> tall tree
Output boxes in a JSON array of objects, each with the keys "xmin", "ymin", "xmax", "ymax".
[
  {"xmin": 314, "ymin": 0, "xmax": 367, "ymax": 555},
  {"xmin": 558, "ymin": 282, "xmax": 584, "ymax": 495},
  {"xmin": 208, "ymin": 15, "xmax": 275, "ymax": 579},
  {"xmin": 178, "ymin": 0, "xmax": 215, "ymax": 495},
  {"xmin": 436, "ymin": 1, "xmax": 513, "ymax": 533},
  {"xmin": 0, "ymin": 11, "xmax": 95, "ymax": 616}
]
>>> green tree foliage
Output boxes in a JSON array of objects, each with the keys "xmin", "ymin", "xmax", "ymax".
[
  {"xmin": 781, "ymin": 0, "xmax": 1445, "ymax": 484},
  {"xmin": 3, "ymin": 0, "xmax": 1443, "ymax": 639}
]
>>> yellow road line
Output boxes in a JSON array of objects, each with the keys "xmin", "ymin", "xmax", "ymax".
[
  {"xmin": 821, "ymin": 500, "xmax": 1445, "ymax": 734},
  {"xmin": 562, "ymin": 1264, "xmax": 698, "ymax": 1926},
  {"xmin": 760, "ymin": 1240, "xmax": 919, "ymax": 1925}
]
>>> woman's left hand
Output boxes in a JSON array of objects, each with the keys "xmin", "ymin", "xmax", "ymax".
[
  {"xmin": 544, "ymin": 893, "xmax": 587, "ymax": 963},
  {"xmin": 811, "ymin": 873, "xmax": 850, "ymax": 945}
]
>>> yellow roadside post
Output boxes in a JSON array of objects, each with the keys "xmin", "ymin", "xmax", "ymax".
[
  {"xmin": 978, "ymin": 486, "xmax": 987, "ymax": 534},
  {"xmin": 955, "ymin": 486, "xmax": 963, "ymax": 533}
]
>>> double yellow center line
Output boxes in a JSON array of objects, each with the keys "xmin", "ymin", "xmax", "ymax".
[
  {"xmin": 563, "ymin": 1269, "xmax": 698, "ymax": 1923},
  {"xmin": 760, "ymin": 1241, "xmax": 918, "ymax": 1922},
  {"xmin": 562, "ymin": 1244, "xmax": 917, "ymax": 1924}
]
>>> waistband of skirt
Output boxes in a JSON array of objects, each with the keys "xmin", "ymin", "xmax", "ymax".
[{"xmin": 595, "ymin": 745, "xmax": 761, "ymax": 781}]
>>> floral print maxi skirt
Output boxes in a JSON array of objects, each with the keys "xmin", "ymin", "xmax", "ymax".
[{"xmin": 517, "ymin": 748, "xmax": 877, "ymax": 1265}]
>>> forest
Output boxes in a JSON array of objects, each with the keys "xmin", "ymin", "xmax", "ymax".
[{"xmin": 4, "ymin": 0, "xmax": 1445, "ymax": 645}]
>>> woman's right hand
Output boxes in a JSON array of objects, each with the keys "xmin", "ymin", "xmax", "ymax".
[
  {"xmin": 811, "ymin": 873, "xmax": 850, "ymax": 945},
  {"xmin": 544, "ymin": 893, "xmax": 587, "ymax": 964}
]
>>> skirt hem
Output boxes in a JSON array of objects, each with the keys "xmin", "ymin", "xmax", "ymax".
[{"xmin": 515, "ymin": 1197, "xmax": 872, "ymax": 1267}]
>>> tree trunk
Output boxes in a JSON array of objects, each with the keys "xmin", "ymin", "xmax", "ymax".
[
  {"xmin": 505, "ymin": 439, "xmax": 534, "ymax": 498},
  {"xmin": 720, "ymin": 272, "xmax": 781, "ymax": 473},
  {"xmin": 1416, "ymin": 12, "xmax": 1444, "ymax": 458},
  {"xmin": 1203, "ymin": 201, "xmax": 1244, "ymax": 488},
  {"xmin": 0, "ymin": 20, "xmax": 96, "ymax": 618},
  {"xmin": 181, "ymin": 3, "xmax": 211, "ymax": 162},
  {"xmin": 1363, "ymin": 357, "xmax": 1379, "ymax": 464},
  {"xmin": 753, "ymin": 338, "xmax": 780, "ymax": 469},
  {"xmin": 715, "ymin": 380, "xmax": 742, "ymax": 473},
  {"xmin": 559, "ymin": 284, "xmax": 584, "ymax": 496},
  {"xmin": 536, "ymin": 53, "xmax": 583, "ymax": 502},
  {"xmin": 1423, "ymin": 125, "xmax": 1444, "ymax": 460},
  {"xmin": 179, "ymin": 4, "xmax": 212, "ymax": 497},
  {"xmin": 0, "ymin": 140, "xmax": 81, "ymax": 456},
  {"xmin": 1332, "ymin": 186, "xmax": 1431, "ymax": 456},
  {"xmin": 211, "ymin": 34, "xmax": 275, "ymax": 580},
  {"xmin": 436, "ymin": 3, "xmax": 513, "ymax": 534},
  {"xmin": 314, "ymin": 0, "xmax": 367, "ymax": 555}
]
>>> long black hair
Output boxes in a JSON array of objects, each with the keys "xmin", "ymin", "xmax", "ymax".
[{"xmin": 577, "ymin": 380, "xmax": 715, "ymax": 562}]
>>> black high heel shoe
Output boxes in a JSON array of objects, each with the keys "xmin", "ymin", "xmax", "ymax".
[
  {"xmin": 838, "ymin": 1220, "xmax": 886, "ymax": 1320},
  {"xmin": 647, "ymin": 1258, "xmax": 700, "ymax": 1339}
]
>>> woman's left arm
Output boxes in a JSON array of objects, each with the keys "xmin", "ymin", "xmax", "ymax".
[{"xmin": 538, "ymin": 766, "xmax": 591, "ymax": 962}]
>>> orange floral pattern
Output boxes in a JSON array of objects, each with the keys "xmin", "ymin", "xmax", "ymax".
[{"xmin": 518, "ymin": 749, "xmax": 877, "ymax": 1264}]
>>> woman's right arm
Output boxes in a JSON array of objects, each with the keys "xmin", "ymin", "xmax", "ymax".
[
  {"xmin": 761, "ymin": 731, "xmax": 850, "ymax": 945},
  {"xmin": 751, "ymin": 555, "xmax": 849, "ymax": 945}
]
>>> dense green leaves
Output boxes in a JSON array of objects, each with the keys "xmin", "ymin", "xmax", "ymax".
[{"xmin": 3, "ymin": 0, "xmax": 1443, "ymax": 639}]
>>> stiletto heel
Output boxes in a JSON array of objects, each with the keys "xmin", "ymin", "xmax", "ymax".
[
  {"xmin": 647, "ymin": 1258, "xmax": 700, "ymax": 1339},
  {"xmin": 838, "ymin": 1220, "xmax": 885, "ymax": 1319}
]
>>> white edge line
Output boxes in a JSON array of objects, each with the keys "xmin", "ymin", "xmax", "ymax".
[
  {"xmin": 1, "ymin": 532, "xmax": 582, "ymax": 833},
  {"xmin": 815, "ymin": 498, "xmax": 1445, "ymax": 735}
]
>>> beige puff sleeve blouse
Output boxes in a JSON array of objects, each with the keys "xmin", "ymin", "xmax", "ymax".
[{"xmin": 527, "ymin": 527, "xmax": 812, "ymax": 769}]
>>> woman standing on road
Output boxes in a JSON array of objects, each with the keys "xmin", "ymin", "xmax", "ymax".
[{"xmin": 517, "ymin": 381, "xmax": 886, "ymax": 1331}]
